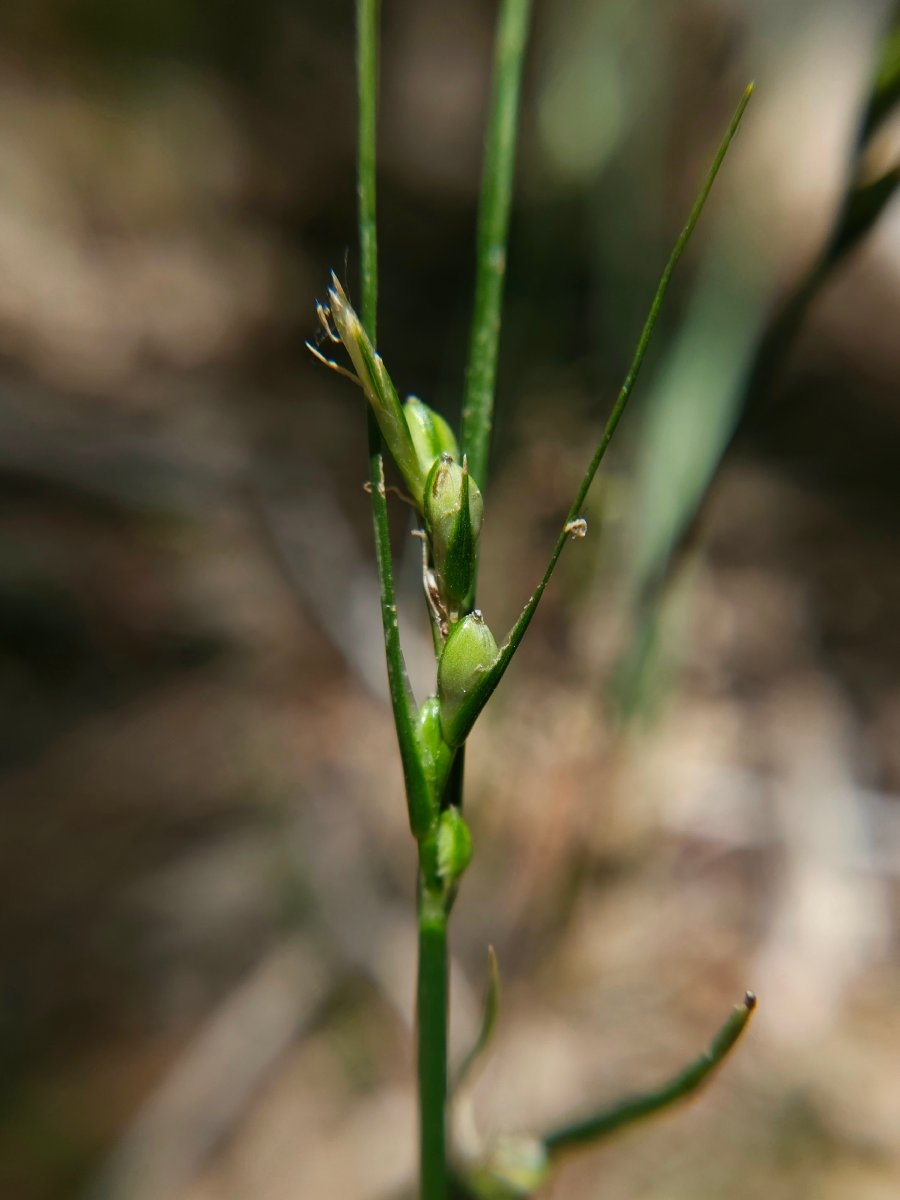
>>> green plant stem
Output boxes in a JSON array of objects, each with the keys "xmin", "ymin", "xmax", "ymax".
[
  {"xmin": 448, "ymin": 84, "xmax": 754, "ymax": 747},
  {"xmin": 543, "ymin": 993, "xmax": 756, "ymax": 1156},
  {"xmin": 356, "ymin": 0, "xmax": 432, "ymax": 841},
  {"xmin": 418, "ymin": 886, "xmax": 449, "ymax": 1200},
  {"xmin": 358, "ymin": 13, "xmax": 449, "ymax": 1195},
  {"xmin": 357, "ymin": 0, "xmax": 379, "ymax": 337},
  {"xmin": 444, "ymin": 743, "xmax": 465, "ymax": 810},
  {"xmin": 372, "ymin": 457, "xmax": 435, "ymax": 839},
  {"xmin": 452, "ymin": 0, "xmax": 533, "ymax": 850},
  {"xmin": 461, "ymin": 0, "xmax": 534, "ymax": 493}
]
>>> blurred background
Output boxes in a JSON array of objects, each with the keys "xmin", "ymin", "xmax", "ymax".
[{"xmin": 2, "ymin": 1, "xmax": 900, "ymax": 1198}]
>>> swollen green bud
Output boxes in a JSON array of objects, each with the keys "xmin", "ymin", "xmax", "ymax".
[
  {"xmin": 418, "ymin": 695, "xmax": 454, "ymax": 805},
  {"xmin": 324, "ymin": 275, "xmax": 426, "ymax": 506},
  {"xmin": 424, "ymin": 454, "xmax": 484, "ymax": 613},
  {"xmin": 436, "ymin": 807, "xmax": 472, "ymax": 887},
  {"xmin": 404, "ymin": 396, "xmax": 459, "ymax": 476},
  {"xmin": 437, "ymin": 610, "xmax": 499, "ymax": 747}
]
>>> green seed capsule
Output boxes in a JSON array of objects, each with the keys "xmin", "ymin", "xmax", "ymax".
[
  {"xmin": 424, "ymin": 454, "xmax": 483, "ymax": 614},
  {"xmin": 418, "ymin": 695, "xmax": 454, "ymax": 805},
  {"xmin": 437, "ymin": 610, "xmax": 499, "ymax": 746},
  {"xmin": 404, "ymin": 396, "xmax": 459, "ymax": 476},
  {"xmin": 436, "ymin": 807, "xmax": 473, "ymax": 887}
]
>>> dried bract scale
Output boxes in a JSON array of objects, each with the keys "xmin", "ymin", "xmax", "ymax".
[{"xmin": 564, "ymin": 517, "xmax": 588, "ymax": 539}]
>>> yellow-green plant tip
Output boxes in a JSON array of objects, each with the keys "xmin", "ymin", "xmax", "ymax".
[
  {"xmin": 466, "ymin": 1134, "xmax": 549, "ymax": 1200},
  {"xmin": 425, "ymin": 454, "xmax": 484, "ymax": 614},
  {"xmin": 325, "ymin": 275, "xmax": 426, "ymax": 506},
  {"xmin": 418, "ymin": 695, "xmax": 455, "ymax": 807},
  {"xmin": 438, "ymin": 610, "xmax": 499, "ymax": 746},
  {"xmin": 404, "ymin": 396, "xmax": 460, "ymax": 476},
  {"xmin": 436, "ymin": 807, "xmax": 473, "ymax": 887}
]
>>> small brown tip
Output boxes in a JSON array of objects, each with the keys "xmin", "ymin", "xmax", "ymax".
[{"xmin": 743, "ymin": 991, "xmax": 757, "ymax": 1012}]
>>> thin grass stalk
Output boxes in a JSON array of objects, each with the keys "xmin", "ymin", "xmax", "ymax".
[
  {"xmin": 418, "ymin": 885, "xmax": 450, "ymax": 1200},
  {"xmin": 461, "ymin": 0, "xmax": 534, "ymax": 494},
  {"xmin": 356, "ymin": 8, "xmax": 450, "ymax": 1192},
  {"xmin": 357, "ymin": 0, "xmax": 379, "ymax": 336},
  {"xmin": 449, "ymin": 0, "xmax": 534, "ymax": 839},
  {"xmin": 356, "ymin": 0, "xmax": 431, "ymax": 838}
]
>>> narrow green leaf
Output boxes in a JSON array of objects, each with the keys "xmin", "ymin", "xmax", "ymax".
[
  {"xmin": 858, "ymin": 2, "xmax": 900, "ymax": 146},
  {"xmin": 826, "ymin": 164, "xmax": 900, "ymax": 267},
  {"xmin": 627, "ymin": 13, "xmax": 900, "ymax": 677},
  {"xmin": 447, "ymin": 85, "xmax": 754, "ymax": 748},
  {"xmin": 543, "ymin": 993, "xmax": 757, "ymax": 1156},
  {"xmin": 453, "ymin": 946, "xmax": 501, "ymax": 1092}
]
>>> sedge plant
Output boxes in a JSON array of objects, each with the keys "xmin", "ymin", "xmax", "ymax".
[{"xmin": 309, "ymin": 3, "xmax": 757, "ymax": 1197}]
